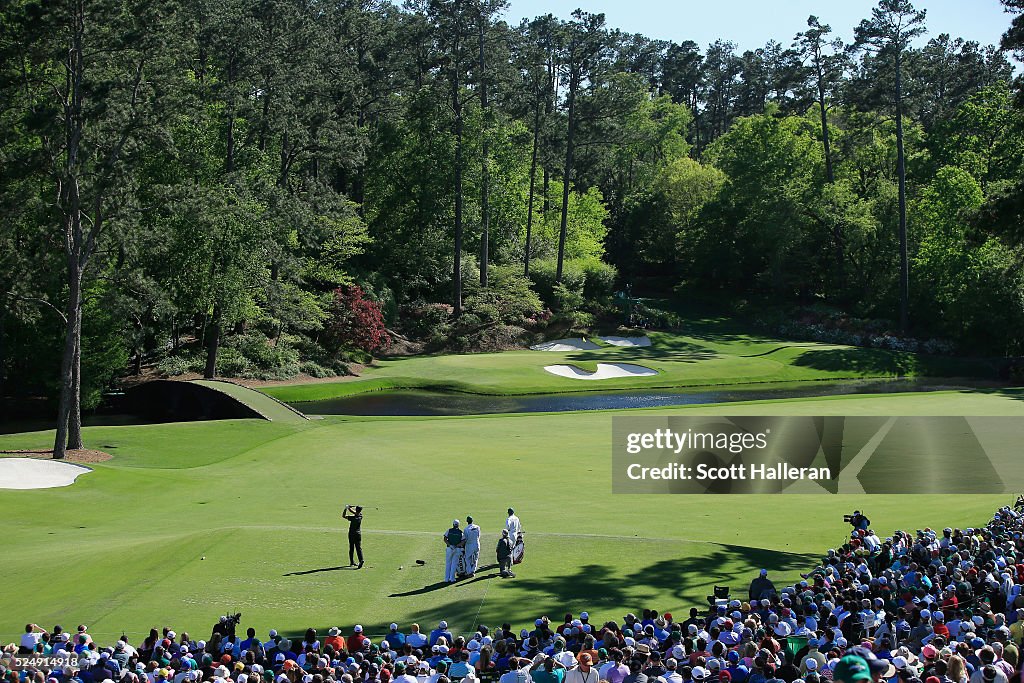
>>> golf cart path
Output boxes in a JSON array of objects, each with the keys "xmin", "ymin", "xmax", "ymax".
[{"xmin": 192, "ymin": 380, "xmax": 309, "ymax": 422}]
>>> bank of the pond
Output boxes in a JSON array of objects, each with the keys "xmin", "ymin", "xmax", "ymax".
[{"xmin": 290, "ymin": 378, "xmax": 1008, "ymax": 416}]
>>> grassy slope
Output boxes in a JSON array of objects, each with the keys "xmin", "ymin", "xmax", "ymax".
[
  {"xmin": 263, "ymin": 323, "xmax": 998, "ymax": 403},
  {"xmin": 191, "ymin": 379, "xmax": 309, "ymax": 422},
  {"xmin": 2, "ymin": 389, "xmax": 1022, "ymax": 643}
]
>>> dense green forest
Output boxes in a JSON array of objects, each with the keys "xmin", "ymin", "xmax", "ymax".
[{"xmin": 1, "ymin": 0, "xmax": 1024, "ymax": 454}]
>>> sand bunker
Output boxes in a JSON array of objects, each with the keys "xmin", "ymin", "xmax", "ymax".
[
  {"xmin": 530, "ymin": 338, "xmax": 601, "ymax": 351},
  {"xmin": 0, "ymin": 458, "xmax": 92, "ymax": 489},
  {"xmin": 600, "ymin": 336, "xmax": 652, "ymax": 347},
  {"xmin": 543, "ymin": 362, "xmax": 659, "ymax": 380}
]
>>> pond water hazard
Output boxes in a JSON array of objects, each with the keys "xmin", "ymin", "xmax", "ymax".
[{"xmin": 290, "ymin": 378, "xmax": 1004, "ymax": 417}]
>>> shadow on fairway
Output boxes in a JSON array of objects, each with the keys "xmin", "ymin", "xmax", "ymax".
[
  {"xmin": 995, "ymin": 388, "xmax": 1024, "ymax": 402},
  {"xmin": 283, "ymin": 565, "xmax": 359, "ymax": 576},
  {"xmin": 569, "ymin": 337, "xmax": 716, "ymax": 364},
  {"xmin": 508, "ymin": 543, "xmax": 818, "ymax": 608},
  {"xmin": 388, "ymin": 581, "xmax": 452, "ymax": 597},
  {"xmin": 792, "ymin": 347, "xmax": 999, "ymax": 380},
  {"xmin": 388, "ymin": 564, "xmax": 502, "ymax": 596},
  {"xmin": 792, "ymin": 348, "xmax": 918, "ymax": 376},
  {"xmin": 458, "ymin": 572, "xmax": 501, "ymax": 585}
]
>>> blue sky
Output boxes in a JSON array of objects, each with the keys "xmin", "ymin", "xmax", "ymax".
[{"xmin": 502, "ymin": 0, "xmax": 1015, "ymax": 54}]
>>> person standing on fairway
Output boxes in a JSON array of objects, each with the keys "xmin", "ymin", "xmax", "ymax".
[
  {"xmin": 343, "ymin": 505, "xmax": 364, "ymax": 568},
  {"xmin": 505, "ymin": 508, "xmax": 522, "ymax": 539},
  {"xmin": 463, "ymin": 516, "xmax": 481, "ymax": 577},
  {"xmin": 497, "ymin": 529, "xmax": 515, "ymax": 578},
  {"xmin": 444, "ymin": 520, "xmax": 464, "ymax": 583}
]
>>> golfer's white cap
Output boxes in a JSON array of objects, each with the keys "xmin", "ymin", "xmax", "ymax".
[
  {"xmin": 453, "ymin": 520, "xmax": 460, "ymax": 526},
  {"xmin": 269, "ymin": 630, "xmax": 278, "ymax": 638},
  {"xmin": 354, "ymin": 625, "xmax": 363, "ymax": 633},
  {"xmin": 390, "ymin": 624, "xmax": 399, "ymax": 631},
  {"xmin": 439, "ymin": 621, "xmax": 448, "ymax": 628},
  {"xmin": 581, "ymin": 612, "xmax": 589, "ymax": 619}
]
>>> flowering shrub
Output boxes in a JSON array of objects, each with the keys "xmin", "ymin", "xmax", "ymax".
[
  {"xmin": 770, "ymin": 318, "xmax": 955, "ymax": 356},
  {"xmin": 323, "ymin": 286, "xmax": 390, "ymax": 354}
]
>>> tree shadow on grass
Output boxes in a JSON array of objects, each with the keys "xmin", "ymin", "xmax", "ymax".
[
  {"xmin": 993, "ymin": 387, "xmax": 1024, "ymax": 403},
  {"xmin": 569, "ymin": 336, "xmax": 718, "ymax": 364},
  {"xmin": 292, "ymin": 544, "xmax": 820, "ymax": 641},
  {"xmin": 508, "ymin": 543, "xmax": 818, "ymax": 611},
  {"xmin": 387, "ymin": 564, "xmax": 502, "ymax": 597},
  {"xmin": 389, "ymin": 581, "xmax": 453, "ymax": 597},
  {"xmin": 791, "ymin": 348, "xmax": 918, "ymax": 375}
]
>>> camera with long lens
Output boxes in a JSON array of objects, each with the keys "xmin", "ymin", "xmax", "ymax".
[{"xmin": 212, "ymin": 612, "xmax": 243, "ymax": 639}]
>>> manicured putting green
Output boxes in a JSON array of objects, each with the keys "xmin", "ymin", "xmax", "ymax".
[
  {"xmin": 1, "ymin": 389, "xmax": 1020, "ymax": 644},
  {"xmin": 263, "ymin": 326, "xmax": 997, "ymax": 403}
]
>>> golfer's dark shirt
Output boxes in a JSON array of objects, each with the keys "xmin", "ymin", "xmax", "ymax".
[{"xmin": 349, "ymin": 513, "xmax": 362, "ymax": 535}]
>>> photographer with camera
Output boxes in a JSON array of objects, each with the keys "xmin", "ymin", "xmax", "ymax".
[
  {"xmin": 845, "ymin": 510, "xmax": 870, "ymax": 532},
  {"xmin": 212, "ymin": 613, "xmax": 242, "ymax": 640}
]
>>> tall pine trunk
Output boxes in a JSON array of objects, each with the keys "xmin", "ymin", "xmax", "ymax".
[
  {"xmin": 204, "ymin": 304, "xmax": 222, "ymax": 379},
  {"xmin": 815, "ymin": 60, "xmax": 842, "ymax": 286},
  {"xmin": 478, "ymin": 15, "xmax": 489, "ymax": 288},
  {"xmin": 556, "ymin": 77, "xmax": 577, "ymax": 283},
  {"xmin": 895, "ymin": 50, "xmax": 909, "ymax": 333},
  {"xmin": 68, "ymin": 309, "xmax": 83, "ymax": 450},
  {"xmin": 816, "ymin": 64, "xmax": 834, "ymax": 184},
  {"xmin": 453, "ymin": 105, "xmax": 464, "ymax": 316},
  {"xmin": 54, "ymin": 257, "xmax": 83, "ymax": 460},
  {"xmin": 525, "ymin": 101, "xmax": 541, "ymax": 277}
]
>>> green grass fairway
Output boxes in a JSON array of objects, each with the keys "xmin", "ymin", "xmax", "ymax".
[
  {"xmin": 2, "ymin": 389, "xmax": 1022, "ymax": 644},
  {"xmin": 263, "ymin": 322, "xmax": 998, "ymax": 403}
]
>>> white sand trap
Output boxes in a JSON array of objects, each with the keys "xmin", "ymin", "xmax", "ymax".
[
  {"xmin": 600, "ymin": 335, "xmax": 652, "ymax": 347},
  {"xmin": 530, "ymin": 337, "xmax": 601, "ymax": 351},
  {"xmin": 544, "ymin": 362, "xmax": 659, "ymax": 380},
  {"xmin": 0, "ymin": 458, "xmax": 92, "ymax": 489}
]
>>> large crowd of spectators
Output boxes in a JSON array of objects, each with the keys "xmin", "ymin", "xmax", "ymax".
[{"xmin": 8, "ymin": 505, "xmax": 1024, "ymax": 683}]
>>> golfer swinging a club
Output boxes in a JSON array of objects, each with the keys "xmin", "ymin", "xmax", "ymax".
[{"xmin": 343, "ymin": 504, "xmax": 364, "ymax": 568}]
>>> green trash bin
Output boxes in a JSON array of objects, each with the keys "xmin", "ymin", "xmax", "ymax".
[{"xmin": 784, "ymin": 635, "xmax": 809, "ymax": 661}]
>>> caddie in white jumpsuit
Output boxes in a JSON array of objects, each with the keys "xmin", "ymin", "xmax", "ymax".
[
  {"xmin": 505, "ymin": 507, "xmax": 522, "ymax": 539},
  {"xmin": 462, "ymin": 515, "xmax": 481, "ymax": 577}
]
